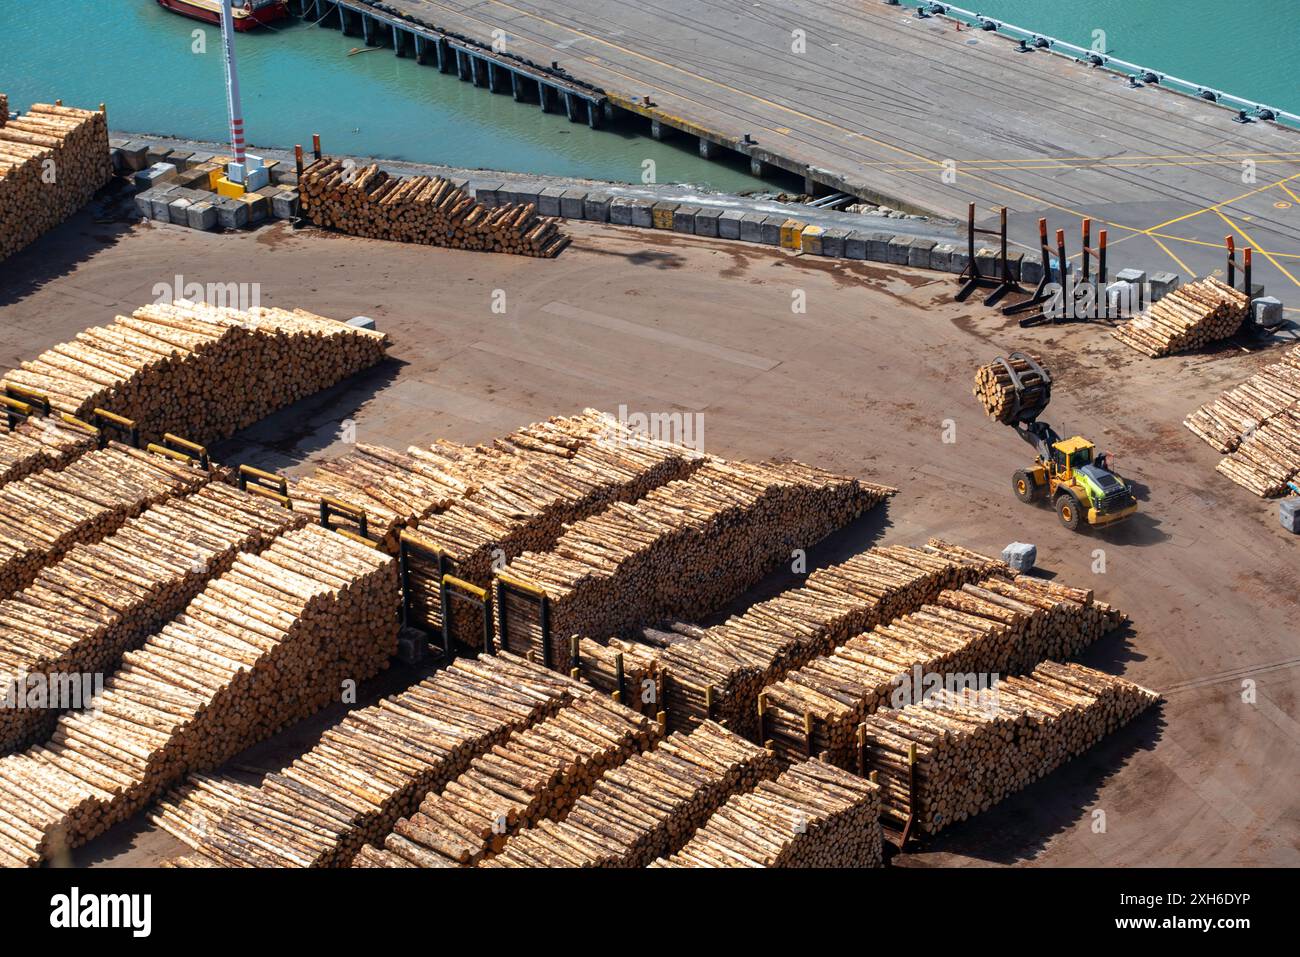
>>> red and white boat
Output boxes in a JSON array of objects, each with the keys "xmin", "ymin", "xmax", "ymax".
[{"xmin": 156, "ymin": 0, "xmax": 290, "ymax": 31}]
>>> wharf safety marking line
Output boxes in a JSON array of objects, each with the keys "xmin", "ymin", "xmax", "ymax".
[{"xmin": 1215, "ymin": 209, "xmax": 1300, "ymax": 289}]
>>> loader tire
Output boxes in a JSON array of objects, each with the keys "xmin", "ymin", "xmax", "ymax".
[
  {"xmin": 1012, "ymin": 470, "xmax": 1041, "ymax": 503},
  {"xmin": 1055, "ymin": 492, "xmax": 1083, "ymax": 531}
]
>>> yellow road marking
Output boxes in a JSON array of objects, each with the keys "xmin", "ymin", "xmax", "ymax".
[
  {"xmin": 1215, "ymin": 210, "xmax": 1300, "ymax": 288},
  {"xmin": 1150, "ymin": 235, "xmax": 1195, "ymax": 276},
  {"xmin": 1141, "ymin": 173, "xmax": 1300, "ymax": 233}
]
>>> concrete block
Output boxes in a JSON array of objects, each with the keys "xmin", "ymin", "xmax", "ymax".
[
  {"xmin": 1000, "ymin": 542, "xmax": 1037, "ymax": 572},
  {"xmin": 536, "ymin": 186, "xmax": 565, "ymax": 217},
  {"xmin": 348, "ymin": 316, "xmax": 377, "ymax": 330},
  {"xmin": 608, "ymin": 197, "xmax": 634, "ymax": 226},
  {"xmin": 184, "ymin": 151, "xmax": 215, "ymax": 170},
  {"xmin": 144, "ymin": 145, "xmax": 174, "ymax": 166},
  {"xmin": 651, "ymin": 202, "xmax": 678, "ymax": 229},
  {"xmin": 134, "ymin": 162, "xmax": 178, "ymax": 190},
  {"xmin": 1116, "ymin": 268, "xmax": 1147, "ymax": 284},
  {"xmin": 974, "ymin": 246, "xmax": 999, "ymax": 277},
  {"xmin": 886, "ymin": 235, "xmax": 913, "ymax": 265},
  {"xmin": 172, "ymin": 167, "xmax": 213, "ymax": 190},
  {"xmin": 583, "ymin": 192, "xmax": 611, "ymax": 222},
  {"xmin": 907, "ymin": 237, "xmax": 936, "ymax": 269},
  {"xmin": 166, "ymin": 150, "xmax": 194, "ymax": 170},
  {"xmin": 929, "ymin": 243, "xmax": 957, "ymax": 272},
  {"xmin": 185, "ymin": 201, "xmax": 218, "ymax": 231},
  {"xmin": 629, "ymin": 199, "xmax": 655, "ymax": 228},
  {"xmin": 109, "ymin": 137, "xmax": 130, "ymax": 151},
  {"xmin": 510, "ymin": 185, "xmax": 545, "ymax": 209},
  {"xmin": 1149, "ymin": 272, "xmax": 1180, "ymax": 301},
  {"xmin": 759, "ymin": 215, "xmax": 785, "ymax": 245},
  {"xmin": 800, "ymin": 225, "xmax": 825, "ymax": 256},
  {"xmin": 148, "ymin": 186, "xmax": 180, "ymax": 220},
  {"xmin": 474, "ymin": 183, "xmax": 506, "ymax": 208},
  {"xmin": 118, "ymin": 141, "xmax": 151, "ymax": 172},
  {"xmin": 1107, "ymin": 281, "xmax": 1141, "ymax": 316},
  {"xmin": 239, "ymin": 192, "xmax": 270, "ymax": 224},
  {"xmin": 820, "ymin": 227, "xmax": 849, "ymax": 258},
  {"xmin": 271, "ymin": 191, "xmax": 300, "ymax": 220},
  {"xmin": 271, "ymin": 167, "xmax": 299, "ymax": 188},
  {"xmin": 109, "ymin": 146, "xmax": 128, "ymax": 174},
  {"xmin": 215, "ymin": 198, "xmax": 249, "ymax": 229},
  {"xmin": 133, "ymin": 188, "xmax": 158, "ymax": 218},
  {"xmin": 865, "ymin": 231, "xmax": 892, "ymax": 262},
  {"xmin": 948, "ymin": 247, "xmax": 971, "ymax": 275},
  {"xmin": 1020, "ymin": 257, "xmax": 1044, "ymax": 286},
  {"xmin": 718, "ymin": 209, "xmax": 744, "ymax": 240},
  {"xmin": 673, "ymin": 206, "xmax": 700, "ymax": 233},
  {"xmin": 1280, "ymin": 498, "xmax": 1300, "ymax": 534},
  {"xmin": 559, "ymin": 189, "xmax": 587, "ymax": 219},
  {"xmin": 167, "ymin": 197, "xmax": 193, "ymax": 225},
  {"xmin": 1253, "ymin": 296, "xmax": 1284, "ymax": 329},
  {"xmin": 1005, "ymin": 250, "xmax": 1024, "ymax": 281},
  {"xmin": 843, "ymin": 231, "xmax": 867, "ymax": 260},
  {"xmin": 694, "ymin": 207, "xmax": 722, "ymax": 238},
  {"xmin": 739, "ymin": 213, "xmax": 766, "ymax": 243}
]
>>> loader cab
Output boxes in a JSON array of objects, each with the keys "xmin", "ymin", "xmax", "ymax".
[{"xmin": 1050, "ymin": 437, "xmax": 1094, "ymax": 476}]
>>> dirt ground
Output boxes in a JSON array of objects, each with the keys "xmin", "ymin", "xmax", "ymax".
[{"xmin": 2, "ymin": 206, "xmax": 1297, "ymax": 868}]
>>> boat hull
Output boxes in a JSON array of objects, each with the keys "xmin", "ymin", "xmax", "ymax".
[{"xmin": 156, "ymin": 0, "xmax": 289, "ymax": 31}]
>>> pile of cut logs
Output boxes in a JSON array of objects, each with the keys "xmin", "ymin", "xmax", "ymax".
[
  {"xmin": 154, "ymin": 653, "xmax": 585, "ymax": 868},
  {"xmin": 0, "ymin": 525, "xmax": 397, "ymax": 866},
  {"xmin": 353, "ymin": 694, "xmax": 658, "ymax": 868},
  {"xmin": 1183, "ymin": 345, "xmax": 1300, "ymax": 496},
  {"xmin": 0, "ymin": 100, "xmax": 112, "ymax": 262},
  {"xmin": 482, "ymin": 721, "xmax": 779, "ymax": 868},
  {"xmin": 860, "ymin": 661, "xmax": 1159, "ymax": 835},
  {"xmin": 0, "ymin": 416, "xmax": 99, "ymax": 487},
  {"xmin": 0, "ymin": 443, "xmax": 211, "ymax": 601},
  {"xmin": 299, "ymin": 158, "xmax": 569, "ymax": 257},
  {"xmin": 0, "ymin": 483, "xmax": 305, "ymax": 751},
  {"xmin": 972, "ymin": 353, "xmax": 1051, "ymax": 424},
  {"xmin": 496, "ymin": 459, "xmax": 894, "ymax": 667},
  {"xmin": 652, "ymin": 760, "xmax": 883, "ymax": 868},
  {"xmin": 1112, "ymin": 277, "xmax": 1248, "ymax": 357},
  {"xmin": 2, "ymin": 301, "xmax": 389, "ymax": 446},
  {"xmin": 762, "ymin": 575, "xmax": 1124, "ymax": 765}
]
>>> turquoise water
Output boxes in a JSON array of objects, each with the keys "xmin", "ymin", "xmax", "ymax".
[
  {"xmin": 0, "ymin": 0, "xmax": 779, "ymax": 192},
  {"xmin": 960, "ymin": 0, "xmax": 1298, "ymax": 115}
]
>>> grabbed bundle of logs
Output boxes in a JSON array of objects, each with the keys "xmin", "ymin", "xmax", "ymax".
[
  {"xmin": 0, "ymin": 525, "xmax": 398, "ymax": 867},
  {"xmin": 154, "ymin": 653, "xmax": 587, "ymax": 868},
  {"xmin": 762, "ymin": 575, "xmax": 1125, "ymax": 765},
  {"xmin": 1112, "ymin": 277, "xmax": 1248, "ymax": 357},
  {"xmin": 0, "ymin": 442, "xmax": 212, "ymax": 602},
  {"xmin": 353, "ymin": 694, "xmax": 658, "ymax": 868},
  {"xmin": 482, "ymin": 721, "xmax": 779, "ymax": 868},
  {"xmin": 0, "ymin": 100, "xmax": 112, "ymax": 262},
  {"xmin": 972, "ymin": 353, "xmax": 1051, "ymax": 424},
  {"xmin": 652, "ymin": 760, "xmax": 883, "ymax": 868},
  {"xmin": 0, "ymin": 415, "xmax": 100, "ymax": 488},
  {"xmin": 0, "ymin": 483, "xmax": 306, "ymax": 752},
  {"xmin": 2, "ymin": 300, "xmax": 389, "ymax": 447},
  {"xmin": 299, "ymin": 158, "xmax": 569, "ymax": 258},
  {"xmin": 496, "ymin": 459, "xmax": 894, "ymax": 668},
  {"xmin": 860, "ymin": 661, "xmax": 1158, "ymax": 836}
]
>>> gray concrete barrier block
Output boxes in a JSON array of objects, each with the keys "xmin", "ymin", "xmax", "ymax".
[
  {"xmin": 739, "ymin": 213, "xmax": 766, "ymax": 243},
  {"xmin": 184, "ymin": 151, "xmax": 215, "ymax": 170},
  {"xmin": 1116, "ymin": 268, "xmax": 1147, "ymax": 284},
  {"xmin": 673, "ymin": 206, "xmax": 700, "ymax": 233},
  {"xmin": 1000, "ymin": 542, "xmax": 1037, "ymax": 572},
  {"xmin": 1020, "ymin": 257, "xmax": 1044, "ymax": 286},
  {"xmin": 1280, "ymin": 498, "xmax": 1300, "ymax": 533},
  {"xmin": 513, "ymin": 184, "xmax": 546, "ymax": 209},
  {"xmin": 629, "ymin": 198, "xmax": 655, "ymax": 228},
  {"xmin": 1253, "ymin": 296, "xmax": 1284, "ymax": 329},
  {"xmin": 240, "ymin": 193, "xmax": 269, "ymax": 225},
  {"xmin": 133, "ymin": 188, "xmax": 157, "ymax": 218},
  {"xmin": 949, "ymin": 248, "xmax": 971, "ymax": 275},
  {"xmin": 166, "ymin": 150, "xmax": 194, "ymax": 170},
  {"xmin": 144, "ymin": 145, "xmax": 174, "ymax": 167},
  {"xmin": 718, "ymin": 209, "xmax": 744, "ymax": 240},
  {"xmin": 929, "ymin": 243, "xmax": 956, "ymax": 272},
  {"xmin": 1005, "ymin": 250, "xmax": 1024, "ymax": 282},
  {"xmin": 865, "ymin": 231, "xmax": 892, "ymax": 262},
  {"xmin": 1149, "ymin": 271, "xmax": 1180, "ymax": 301},
  {"xmin": 118, "ymin": 141, "xmax": 150, "ymax": 172},
  {"xmin": 559, "ymin": 189, "xmax": 587, "ymax": 219},
  {"xmin": 148, "ymin": 187, "xmax": 180, "ymax": 220},
  {"xmin": 843, "ymin": 231, "xmax": 867, "ymax": 260},
  {"xmin": 474, "ymin": 183, "xmax": 506, "ymax": 208},
  {"xmin": 185, "ymin": 201, "xmax": 218, "ymax": 231},
  {"xmin": 271, "ymin": 191, "xmax": 300, "ymax": 220},
  {"xmin": 134, "ymin": 162, "xmax": 178, "ymax": 190},
  {"xmin": 821, "ymin": 227, "xmax": 849, "ymax": 258},
  {"xmin": 216, "ymin": 198, "xmax": 249, "ymax": 229},
  {"xmin": 271, "ymin": 168, "xmax": 299, "ymax": 188},
  {"xmin": 348, "ymin": 316, "xmax": 377, "ymax": 330},
  {"xmin": 974, "ymin": 246, "xmax": 999, "ymax": 277},
  {"xmin": 167, "ymin": 197, "xmax": 193, "ymax": 225},
  {"xmin": 886, "ymin": 235, "xmax": 913, "ymax": 265},
  {"xmin": 110, "ymin": 147, "xmax": 127, "ymax": 174},
  {"xmin": 694, "ymin": 208, "xmax": 722, "ymax": 238},
  {"xmin": 583, "ymin": 192, "xmax": 611, "ymax": 222},
  {"xmin": 759, "ymin": 216, "xmax": 785, "ymax": 245},
  {"xmin": 109, "ymin": 137, "xmax": 130, "ymax": 151},
  {"xmin": 907, "ymin": 237, "xmax": 936, "ymax": 269},
  {"xmin": 608, "ymin": 197, "xmax": 634, "ymax": 226},
  {"xmin": 537, "ymin": 186, "xmax": 565, "ymax": 218}
]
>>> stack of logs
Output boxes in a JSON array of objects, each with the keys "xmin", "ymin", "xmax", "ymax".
[
  {"xmin": 1184, "ymin": 345, "xmax": 1300, "ymax": 496},
  {"xmin": 860, "ymin": 661, "xmax": 1159, "ymax": 835},
  {"xmin": 575, "ymin": 540, "xmax": 1008, "ymax": 737},
  {"xmin": 1112, "ymin": 277, "xmax": 1248, "ymax": 357},
  {"xmin": 652, "ymin": 760, "xmax": 883, "ymax": 868},
  {"xmin": 762, "ymin": 575, "xmax": 1124, "ymax": 765},
  {"xmin": 299, "ymin": 158, "xmax": 569, "ymax": 258},
  {"xmin": 496, "ymin": 459, "xmax": 894, "ymax": 668},
  {"xmin": 0, "ymin": 416, "xmax": 99, "ymax": 487},
  {"xmin": 0, "ymin": 443, "xmax": 211, "ymax": 601},
  {"xmin": 482, "ymin": 721, "xmax": 778, "ymax": 868},
  {"xmin": 0, "ymin": 525, "xmax": 397, "ymax": 866},
  {"xmin": 0, "ymin": 483, "xmax": 306, "ymax": 751},
  {"xmin": 353, "ymin": 694, "xmax": 658, "ymax": 868},
  {"xmin": 0, "ymin": 100, "xmax": 112, "ymax": 262},
  {"xmin": 972, "ymin": 353, "xmax": 1051, "ymax": 424},
  {"xmin": 153, "ymin": 653, "xmax": 586, "ymax": 868},
  {"xmin": 2, "ymin": 301, "xmax": 389, "ymax": 446}
]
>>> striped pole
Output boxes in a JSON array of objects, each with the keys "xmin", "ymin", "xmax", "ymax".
[{"xmin": 219, "ymin": 0, "xmax": 247, "ymax": 169}]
